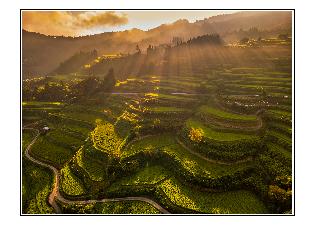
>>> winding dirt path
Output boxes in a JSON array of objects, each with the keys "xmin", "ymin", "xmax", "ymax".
[
  {"xmin": 22, "ymin": 127, "xmax": 170, "ymax": 214},
  {"xmin": 23, "ymin": 128, "xmax": 62, "ymax": 213}
]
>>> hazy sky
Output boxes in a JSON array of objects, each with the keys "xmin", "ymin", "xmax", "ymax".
[{"xmin": 22, "ymin": 10, "xmax": 239, "ymax": 36}]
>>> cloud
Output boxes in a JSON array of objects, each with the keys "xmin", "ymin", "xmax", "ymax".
[{"xmin": 22, "ymin": 11, "xmax": 129, "ymax": 36}]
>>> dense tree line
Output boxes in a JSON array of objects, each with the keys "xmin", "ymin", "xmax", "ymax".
[
  {"xmin": 186, "ymin": 34, "xmax": 223, "ymax": 45},
  {"xmin": 22, "ymin": 68, "xmax": 116, "ymax": 103}
]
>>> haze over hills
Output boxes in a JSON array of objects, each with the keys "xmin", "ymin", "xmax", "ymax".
[
  {"xmin": 22, "ymin": 11, "xmax": 292, "ymax": 77},
  {"xmin": 22, "ymin": 11, "xmax": 293, "ymax": 215}
]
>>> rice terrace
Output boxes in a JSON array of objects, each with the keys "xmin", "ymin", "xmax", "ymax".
[{"xmin": 21, "ymin": 10, "xmax": 293, "ymax": 214}]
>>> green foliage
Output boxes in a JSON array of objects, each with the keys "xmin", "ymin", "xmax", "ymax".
[
  {"xmin": 114, "ymin": 110, "xmax": 137, "ymax": 137},
  {"xmin": 105, "ymin": 165, "xmax": 268, "ymax": 214},
  {"xmin": 22, "ymin": 130, "xmax": 36, "ymax": 152},
  {"xmin": 112, "ymin": 165, "xmax": 170, "ymax": 186},
  {"xmin": 265, "ymin": 130, "xmax": 291, "ymax": 151},
  {"xmin": 45, "ymin": 129, "xmax": 84, "ymax": 149},
  {"xmin": 22, "ymin": 59, "xmax": 292, "ymax": 214},
  {"xmin": 158, "ymin": 177, "xmax": 269, "ymax": 214},
  {"xmin": 37, "ymin": 82, "xmax": 68, "ymax": 102},
  {"xmin": 180, "ymin": 126, "xmax": 263, "ymax": 162},
  {"xmin": 61, "ymin": 111, "xmax": 105, "ymax": 124},
  {"xmin": 268, "ymin": 185, "xmax": 292, "ymax": 205},
  {"xmin": 267, "ymin": 122, "xmax": 292, "ymax": 138},
  {"xmin": 147, "ymin": 106, "xmax": 188, "ymax": 113},
  {"xmin": 258, "ymin": 148, "xmax": 291, "ymax": 179},
  {"xmin": 76, "ymin": 147, "xmax": 106, "ymax": 182},
  {"xmin": 198, "ymin": 105, "xmax": 257, "ymax": 121},
  {"xmin": 60, "ymin": 201, "xmax": 160, "ymax": 214},
  {"xmin": 31, "ymin": 136, "xmax": 76, "ymax": 167},
  {"xmin": 123, "ymin": 134, "xmax": 253, "ymax": 188},
  {"xmin": 189, "ymin": 127, "xmax": 204, "ymax": 142},
  {"xmin": 22, "ymin": 157, "xmax": 54, "ymax": 214},
  {"xmin": 267, "ymin": 143, "xmax": 291, "ymax": 161},
  {"xmin": 158, "ymin": 93, "xmax": 196, "ymax": 101},
  {"xmin": 91, "ymin": 120, "xmax": 122, "ymax": 157},
  {"xmin": 60, "ymin": 164, "xmax": 86, "ymax": 196},
  {"xmin": 186, "ymin": 118, "xmax": 258, "ymax": 141},
  {"xmin": 22, "ymin": 101, "xmax": 64, "ymax": 107},
  {"xmin": 269, "ymin": 109, "xmax": 292, "ymax": 118},
  {"xmin": 26, "ymin": 185, "xmax": 54, "ymax": 214}
]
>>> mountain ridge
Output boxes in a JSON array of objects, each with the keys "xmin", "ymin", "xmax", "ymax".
[{"xmin": 22, "ymin": 11, "xmax": 292, "ymax": 77}]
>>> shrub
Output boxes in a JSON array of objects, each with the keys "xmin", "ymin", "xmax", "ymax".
[{"xmin": 189, "ymin": 127, "xmax": 204, "ymax": 142}]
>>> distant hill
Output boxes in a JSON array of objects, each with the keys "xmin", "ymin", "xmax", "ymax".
[
  {"xmin": 52, "ymin": 50, "xmax": 98, "ymax": 75},
  {"xmin": 22, "ymin": 11, "xmax": 292, "ymax": 77}
]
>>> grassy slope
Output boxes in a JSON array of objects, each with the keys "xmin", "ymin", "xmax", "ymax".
[
  {"xmin": 148, "ymin": 106, "xmax": 188, "ymax": 112},
  {"xmin": 60, "ymin": 164, "xmax": 86, "ymax": 196},
  {"xmin": 61, "ymin": 201, "xmax": 161, "ymax": 214},
  {"xmin": 109, "ymin": 165, "xmax": 268, "ymax": 214},
  {"xmin": 186, "ymin": 118, "xmax": 258, "ymax": 141},
  {"xmin": 198, "ymin": 105, "xmax": 257, "ymax": 121},
  {"xmin": 122, "ymin": 134, "xmax": 252, "ymax": 178}
]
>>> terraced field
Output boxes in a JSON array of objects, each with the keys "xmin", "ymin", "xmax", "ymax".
[
  {"xmin": 186, "ymin": 118, "xmax": 258, "ymax": 141},
  {"xmin": 122, "ymin": 134, "xmax": 253, "ymax": 180},
  {"xmin": 107, "ymin": 165, "xmax": 269, "ymax": 214},
  {"xmin": 198, "ymin": 105, "xmax": 257, "ymax": 121},
  {"xmin": 20, "ymin": 9, "xmax": 296, "ymax": 215},
  {"xmin": 22, "ymin": 65, "xmax": 292, "ymax": 214},
  {"xmin": 60, "ymin": 200, "xmax": 161, "ymax": 214}
]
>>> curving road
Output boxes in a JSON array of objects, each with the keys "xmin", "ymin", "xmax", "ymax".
[
  {"xmin": 23, "ymin": 128, "xmax": 62, "ymax": 213},
  {"xmin": 22, "ymin": 127, "xmax": 170, "ymax": 214}
]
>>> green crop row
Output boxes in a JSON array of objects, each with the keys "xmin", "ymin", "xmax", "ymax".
[
  {"xmin": 198, "ymin": 105, "xmax": 257, "ymax": 121},
  {"xmin": 265, "ymin": 130, "xmax": 292, "ymax": 151},
  {"xmin": 22, "ymin": 101, "xmax": 64, "ymax": 107},
  {"xmin": 60, "ymin": 164, "xmax": 86, "ymax": 196},
  {"xmin": 267, "ymin": 122, "xmax": 292, "ymax": 137},
  {"xmin": 186, "ymin": 118, "xmax": 259, "ymax": 142},
  {"xmin": 122, "ymin": 134, "xmax": 254, "ymax": 189},
  {"xmin": 111, "ymin": 165, "xmax": 170, "ymax": 186},
  {"xmin": 31, "ymin": 136, "xmax": 77, "ymax": 168},
  {"xmin": 76, "ymin": 147, "xmax": 106, "ymax": 182},
  {"xmin": 45, "ymin": 129, "xmax": 84, "ymax": 149},
  {"xmin": 22, "ymin": 157, "xmax": 54, "ymax": 214},
  {"xmin": 158, "ymin": 177, "xmax": 268, "ymax": 214},
  {"xmin": 106, "ymin": 165, "xmax": 268, "ymax": 214},
  {"xmin": 59, "ymin": 200, "xmax": 161, "ymax": 214},
  {"xmin": 146, "ymin": 106, "xmax": 188, "ymax": 113}
]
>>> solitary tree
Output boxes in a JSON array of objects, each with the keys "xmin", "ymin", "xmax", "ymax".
[
  {"xmin": 189, "ymin": 128, "xmax": 204, "ymax": 142},
  {"xmin": 103, "ymin": 68, "xmax": 116, "ymax": 91},
  {"xmin": 135, "ymin": 44, "xmax": 141, "ymax": 54}
]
